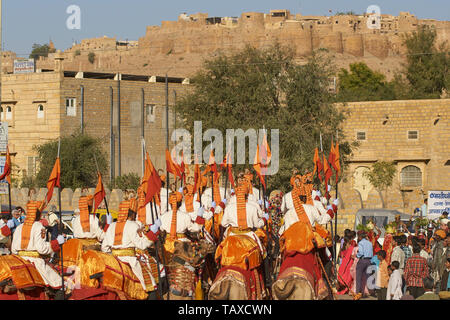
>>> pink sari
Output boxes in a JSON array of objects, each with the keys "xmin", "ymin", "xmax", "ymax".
[{"xmin": 337, "ymin": 242, "xmax": 356, "ymax": 295}]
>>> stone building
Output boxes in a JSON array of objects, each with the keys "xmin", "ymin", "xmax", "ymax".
[
  {"xmin": 335, "ymin": 98, "xmax": 450, "ymax": 233},
  {"xmin": 0, "ymin": 53, "xmax": 189, "ymax": 185}
]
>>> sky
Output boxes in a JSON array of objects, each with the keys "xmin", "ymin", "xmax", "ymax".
[{"xmin": 2, "ymin": 0, "xmax": 449, "ymax": 57}]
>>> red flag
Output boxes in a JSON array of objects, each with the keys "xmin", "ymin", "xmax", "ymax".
[
  {"xmin": 221, "ymin": 152, "xmax": 235, "ymax": 189},
  {"xmin": 323, "ymin": 153, "xmax": 332, "ymax": 187},
  {"xmin": 253, "ymin": 145, "xmax": 266, "ymax": 190},
  {"xmin": 333, "ymin": 142, "xmax": 341, "ymax": 183},
  {"xmin": 193, "ymin": 162, "xmax": 200, "ymax": 193},
  {"xmin": 208, "ymin": 149, "xmax": 219, "ymax": 183},
  {"xmin": 93, "ymin": 172, "xmax": 106, "ymax": 213},
  {"xmin": 46, "ymin": 157, "xmax": 61, "ymax": 204},
  {"xmin": 140, "ymin": 152, "xmax": 152, "ymax": 192},
  {"xmin": 0, "ymin": 146, "xmax": 11, "ymax": 185},
  {"xmin": 260, "ymin": 133, "xmax": 272, "ymax": 175},
  {"xmin": 145, "ymin": 155, "xmax": 162, "ymax": 204},
  {"xmin": 165, "ymin": 149, "xmax": 182, "ymax": 179},
  {"xmin": 180, "ymin": 151, "xmax": 187, "ymax": 185},
  {"xmin": 208, "ymin": 149, "xmax": 217, "ymax": 173},
  {"xmin": 313, "ymin": 148, "xmax": 323, "ymax": 182}
]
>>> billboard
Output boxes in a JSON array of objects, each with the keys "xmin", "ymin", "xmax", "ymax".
[
  {"xmin": 428, "ymin": 190, "xmax": 450, "ymax": 219},
  {"xmin": 13, "ymin": 58, "xmax": 35, "ymax": 74}
]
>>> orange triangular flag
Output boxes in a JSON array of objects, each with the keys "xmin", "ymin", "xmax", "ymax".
[
  {"xmin": 93, "ymin": 172, "xmax": 106, "ymax": 213},
  {"xmin": 253, "ymin": 145, "xmax": 266, "ymax": 190},
  {"xmin": 46, "ymin": 157, "xmax": 61, "ymax": 204},
  {"xmin": 166, "ymin": 149, "xmax": 182, "ymax": 178}
]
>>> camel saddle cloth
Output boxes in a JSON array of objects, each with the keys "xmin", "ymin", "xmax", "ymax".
[
  {"xmin": 281, "ymin": 221, "xmax": 327, "ymax": 255},
  {"xmin": 80, "ymin": 250, "xmax": 147, "ymax": 300},
  {"xmin": 0, "ymin": 255, "xmax": 46, "ymax": 289},
  {"xmin": 62, "ymin": 238, "xmax": 100, "ymax": 267},
  {"xmin": 215, "ymin": 234, "xmax": 262, "ymax": 271}
]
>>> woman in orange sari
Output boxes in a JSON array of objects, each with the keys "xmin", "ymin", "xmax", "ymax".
[{"xmin": 337, "ymin": 236, "xmax": 357, "ymax": 295}]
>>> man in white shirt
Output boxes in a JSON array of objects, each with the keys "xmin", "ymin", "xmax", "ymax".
[
  {"xmin": 390, "ymin": 236, "xmax": 406, "ymax": 274},
  {"xmin": 72, "ymin": 195, "xmax": 106, "ymax": 242},
  {"xmin": 278, "ymin": 193, "xmax": 333, "ymax": 237},
  {"xmin": 102, "ymin": 198, "xmax": 159, "ymax": 292},
  {"xmin": 386, "ymin": 261, "xmax": 403, "ymax": 300},
  {"xmin": 220, "ymin": 178, "xmax": 269, "ymax": 255},
  {"xmin": 160, "ymin": 192, "xmax": 206, "ymax": 243},
  {"xmin": 11, "ymin": 201, "xmax": 66, "ymax": 295}
]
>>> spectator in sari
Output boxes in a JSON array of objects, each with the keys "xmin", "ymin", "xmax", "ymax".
[
  {"xmin": 337, "ymin": 234, "xmax": 357, "ymax": 295},
  {"xmin": 383, "ymin": 226, "xmax": 395, "ymax": 265}
]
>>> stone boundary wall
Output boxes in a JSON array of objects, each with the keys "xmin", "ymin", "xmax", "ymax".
[{"xmin": 0, "ymin": 187, "xmax": 124, "ymax": 212}]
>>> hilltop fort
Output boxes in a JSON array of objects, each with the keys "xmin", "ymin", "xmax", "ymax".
[{"xmin": 6, "ymin": 10, "xmax": 450, "ymax": 79}]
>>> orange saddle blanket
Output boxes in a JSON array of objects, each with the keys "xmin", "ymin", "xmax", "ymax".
[
  {"xmin": 0, "ymin": 255, "xmax": 46, "ymax": 289},
  {"xmin": 80, "ymin": 250, "xmax": 147, "ymax": 300},
  {"xmin": 281, "ymin": 222, "xmax": 328, "ymax": 255},
  {"xmin": 215, "ymin": 234, "xmax": 263, "ymax": 271}
]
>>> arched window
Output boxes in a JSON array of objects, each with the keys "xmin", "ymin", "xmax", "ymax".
[
  {"xmin": 401, "ymin": 165, "xmax": 422, "ymax": 187},
  {"xmin": 5, "ymin": 106, "xmax": 12, "ymax": 120},
  {"xmin": 0, "ymin": 107, "xmax": 3, "ymax": 120},
  {"xmin": 37, "ymin": 104, "xmax": 44, "ymax": 119}
]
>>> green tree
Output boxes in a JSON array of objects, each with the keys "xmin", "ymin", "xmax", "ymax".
[
  {"xmin": 337, "ymin": 62, "xmax": 396, "ymax": 102},
  {"xmin": 363, "ymin": 161, "xmax": 397, "ymax": 208},
  {"xmin": 34, "ymin": 131, "xmax": 108, "ymax": 189},
  {"xmin": 403, "ymin": 25, "xmax": 449, "ymax": 99},
  {"xmin": 88, "ymin": 52, "xmax": 96, "ymax": 64},
  {"xmin": 176, "ymin": 44, "xmax": 355, "ymax": 193},
  {"xmin": 29, "ymin": 43, "xmax": 56, "ymax": 60},
  {"xmin": 20, "ymin": 176, "xmax": 37, "ymax": 189},
  {"xmin": 108, "ymin": 173, "xmax": 141, "ymax": 191}
]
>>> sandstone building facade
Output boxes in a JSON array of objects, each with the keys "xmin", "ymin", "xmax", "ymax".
[
  {"xmin": 0, "ymin": 53, "xmax": 188, "ymax": 186},
  {"xmin": 336, "ymin": 99, "xmax": 450, "ymax": 233}
]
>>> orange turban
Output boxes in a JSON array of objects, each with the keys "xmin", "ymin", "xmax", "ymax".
[
  {"xmin": 129, "ymin": 197, "xmax": 138, "ymax": 213},
  {"xmin": 21, "ymin": 201, "xmax": 43, "ymax": 250},
  {"xmin": 79, "ymin": 195, "xmax": 94, "ymax": 233},
  {"xmin": 114, "ymin": 200, "xmax": 132, "ymax": 245},
  {"xmin": 435, "ymin": 229, "xmax": 446, "ymax": 239},
  {"xmin": 290, "ymin": 174, "xmax": 301, "ymax": 187}
]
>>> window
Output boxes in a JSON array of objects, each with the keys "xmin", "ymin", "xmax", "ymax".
[
  {"xmin": 0, "ymin": 107, "xmax": 3, "ymax": 120},
  {"xmin": 27, "ymin": 156, "xmax": 39, "ymax": 177},
  {"xmin": 401, "ymin": 165, "xmax": 422, "ymax": 187},
  {"xmin": 37, "ymin": 105, "xmax": 45, "ymax": 119},
  {"xmin": 146, "ymin": 104, "xmax": 155, "ymax": 123},
  {"xmin": 5, "ymin": 106, "xmax": 12, "ymax": 120},
  {"xmin": 356, "ymin": 131, "xmax": 366, "ymax": 141},
  {"xmin": 408, "ymin": 130, "xmax": 418, "ymax": 140},
  {"xmin": 66, "ymin": 98, "xmax": 76, "ymax": 116}
]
